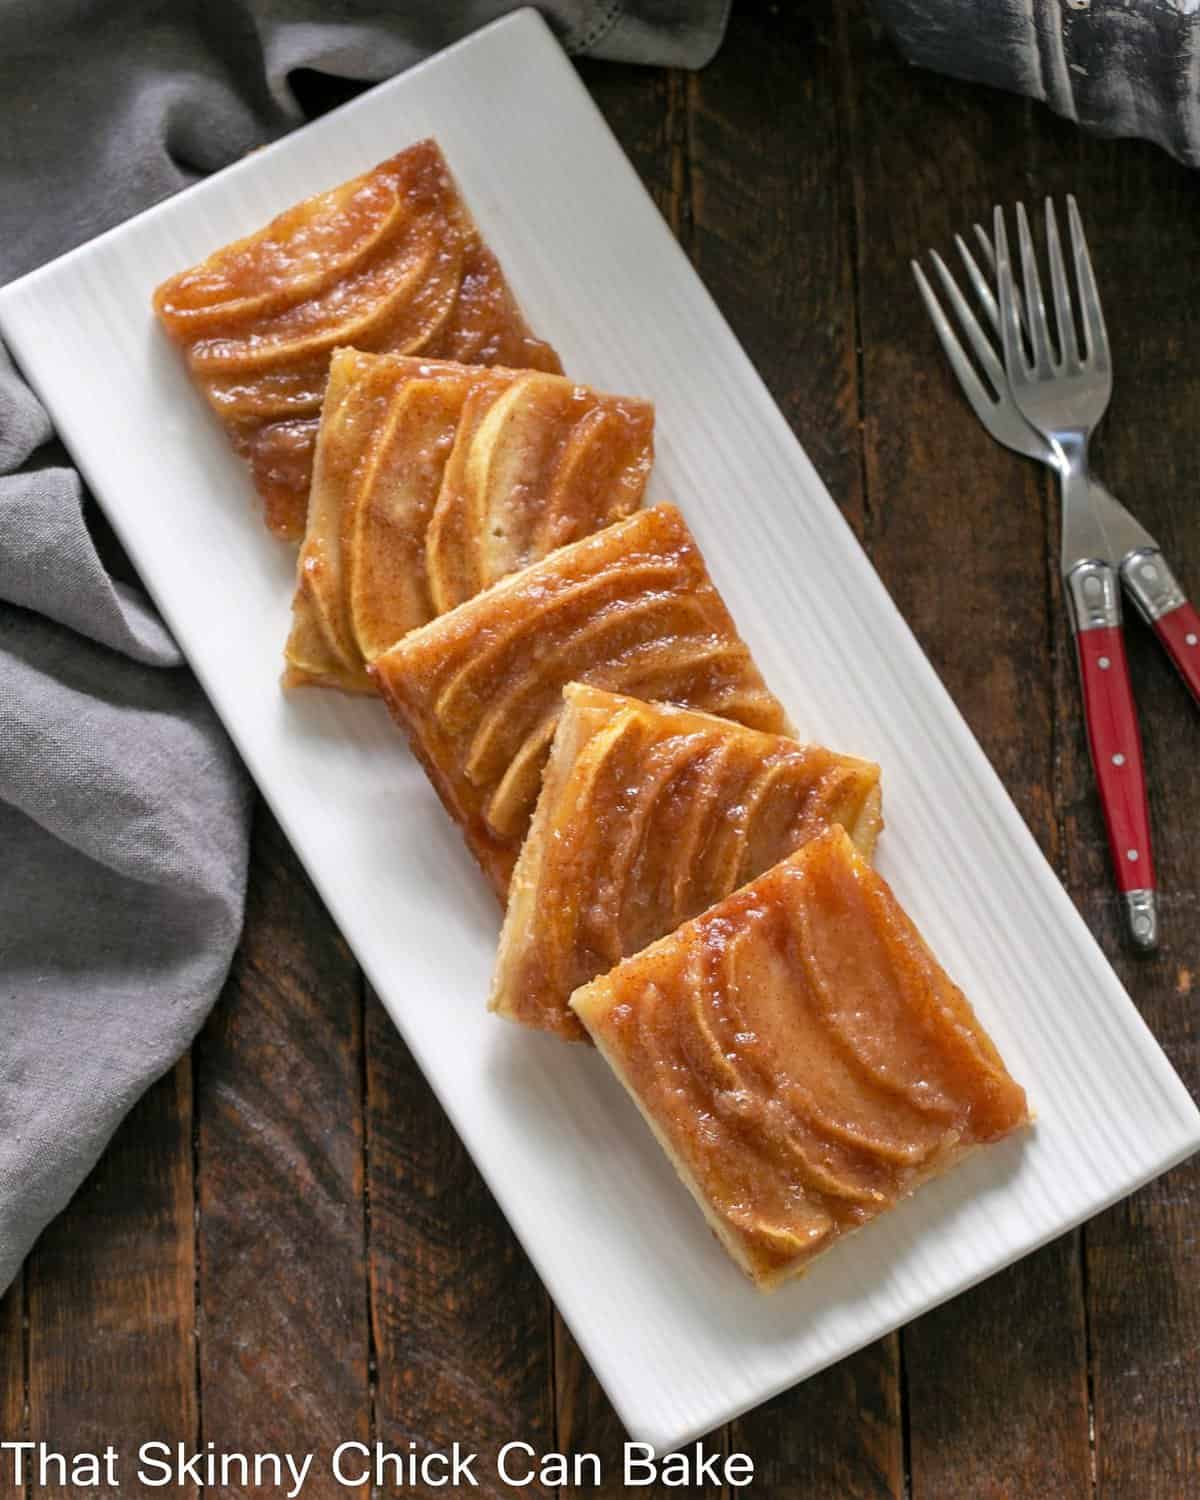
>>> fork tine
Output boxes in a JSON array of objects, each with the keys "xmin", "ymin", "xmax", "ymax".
[
  {"xmin": 970, "ymin": 220, "xmax": 1035, "ymax": 346},
  {"xmin": 993, "ymin": 205, "xmax": 1028, "ymax": 387},
  {"xmin": 1044, "ymin": 198, "xmax": 1080, "ymax": 369},
  {"xmin": 1015, "ymin": 202, "xmax": 1055, "ymax": 372},
  {"xmin": 1067, "ymin": 194, "xmax": 1110, "ymax": 371},
  {"xmin": 972, "ymin": 220, "xmax": 996, "ymax": 276},
  {"xmin": 911, "ymin": 259, "xmax": 1004, "ymax": 426},
  {"xmin": 953, "ymin": 233, "xmax": 1000, "ymax": 337},
  {"xmin": 930, "ymin": 249, "xmax": 1008, "ymax": 394}
]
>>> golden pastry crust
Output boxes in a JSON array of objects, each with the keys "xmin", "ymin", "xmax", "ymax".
[
  {"xmin": 283, "ymin": 350, "xmax": 654, "ymax": 693},
  {"xmin": 153, "ymin": 140, "xmax": 561, "ymax": 541},
  {"xmin": 370, "ymin": 505, "xmax": 791, "ymax": 896},
  {"xmin": 492, "ymin": 685, "xmax": 883, "ymax": 1041},
  {"xmin": 570, "ymin": 827, "xmax": 1031, "ymax": 1290}
]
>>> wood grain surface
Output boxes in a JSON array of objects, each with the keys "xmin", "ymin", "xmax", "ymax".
[
  {"xmin": 0, "ymin": 1278, "xmax": 23, "ymax": 1500},
  {"xmin": 25, "ymin": 1066, "xmax": 197, "ymax": 1500},
  {"xmin": 194, "ymin": 807, "xmax": 370, "ymax": 1498},
  {"xmin": 3, "ymin": 1, "xmax": 1197, "ymax": 1493}
]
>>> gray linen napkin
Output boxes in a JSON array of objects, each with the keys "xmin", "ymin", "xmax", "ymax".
[
  {"xmin": 0, "ymin": 0, "xmax": 730, "ymax": 1295},
  {"xmin": 876, "ymin": 0, "xmax": 1200, "ymax": 168}
]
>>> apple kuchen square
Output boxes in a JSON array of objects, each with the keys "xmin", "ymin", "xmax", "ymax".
[
  {"xmin": 492, "ymin": 685, "xmax": 883, "ymax": 1040},
  {"xmin": 571, "ymin": 826, "xmax": 1031, "ymax": 1290},
  {"xmin": 153, "ymin": 139, "xmax": 561, "ymax": 541},
  {"xmin": 284, "ymin": 350, "xmax": 654, "ymax": 693},
  {"xmin": 370, "ymin": 505, "xmax": 791, "ymax": 896}
]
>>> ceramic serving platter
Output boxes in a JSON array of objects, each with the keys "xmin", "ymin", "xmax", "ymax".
[{"xmin": 2, "ymin": 8, "xmax": 1197, "ymax": 1453}]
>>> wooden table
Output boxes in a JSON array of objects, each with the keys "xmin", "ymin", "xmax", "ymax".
[{"xmin": 3, "ymin": 3, "xmax": 1197, "ymax": 1494}]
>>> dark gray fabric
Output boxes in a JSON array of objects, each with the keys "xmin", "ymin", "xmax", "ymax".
[
  {"xmin": 0, "ymin": 0, "xmax": 731, "ymax": 283},
  {"xmin": 876, "ymin": 0, "xmax": 1200, "ymax": 168},
  {"xmin": 0, "ymin": 0, "xmax": 730, "ymax": 1295},
  {"xmin": 0, "ymin": 341, "xmax": 254, "ymax": 1293}
]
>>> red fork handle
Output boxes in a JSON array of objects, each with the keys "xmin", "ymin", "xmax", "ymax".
[
  {"xmin": 1067, "ymin": 558, "xmax": 1158, "ymax": 949},
  {"xmin": 1075, "ymin": 625, "xmax": 1156, "ymax": 926},
  {"xmin": 1152, "ymin": 601, "xmax": 1200, "ymax": 707},
  {"xmin": 1120, "ymin": 548, "xmax": 1200, "ymax": 708}
]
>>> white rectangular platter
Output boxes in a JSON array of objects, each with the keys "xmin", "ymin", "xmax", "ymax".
[{"xmin": 2, "ymin": 8, "xmax": 1197, "ymax": 1453}]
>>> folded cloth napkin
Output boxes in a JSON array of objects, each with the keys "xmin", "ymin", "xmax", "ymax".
[
  {"xmin": 876, "ymin": 0, "xmax": 1200, "ymax": 168},
  {"xmin": 0, "ymin": 0, "xmax": 731, "ymax": 1296}
]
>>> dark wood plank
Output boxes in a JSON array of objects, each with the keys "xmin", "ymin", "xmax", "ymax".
[
  {"xmin": 0, "ymin": 1276, "xmax": 24, "ymax": 1500},
  {"xmin": 1028, "ymin": 116, "xmax": 1200, "ymax": 1500},
  {"xmin": 689, "ymin": 0, "xmax": 865, "ymax": 539},
  {"xmin": 25, "ymin": 1062, "xmax": 196, "ymax": 1500},
  {"xmin": 366, "ymin": 993, "xmax": 554, "ymax": 1500},
  {"xmin": 901, "ymin": 1239, "xmax": 1090, "ymax": 1500},
  {"xmin": 840, "ymin": 5, "xmax": 1093, "ymax": 1497},
  {"xmin": 194, "ymin": 803, "xmax": 369, "ymax": 1499},
  {"xmin": 689, "ymin": 3, "xmax": 897, "ymax": 1493},
  {"xmin": 733, "ymin": 1343, "xmax": 901, "ymax": 1500}
]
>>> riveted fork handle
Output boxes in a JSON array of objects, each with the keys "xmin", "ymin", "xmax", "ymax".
[
  {"xmin": 1119, "ymin": 548, "xmax": 1200, "ymax": 709},
  {"xmin": 1067, "ymin": 561, "xmax": 1158, "ymax": 951}
]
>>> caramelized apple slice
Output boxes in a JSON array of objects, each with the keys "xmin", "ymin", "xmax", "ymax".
[
  {"xmin": 346, "ymin": 378, "xmax": 478, "ymax": 662},
  {"xmin": 426, "ymin": 373, "xmax": 653, "ymax": 611},
  {"xmin": 491, "ymin": 685, "xmax": 883, "ymax": 1040},
  {"xmin": 284, "ymin": 351, "xmax": 655, "ymax": 695},
  {"xmin": 153, "ymin": 140, "xmax": 561, "ymax": 540},
  {"xmin": 370, "ymin": 505, "xmax": 791, "ymax": 896},
  {"xmin": 570, "ymin": 827, "xmax": 1031, "ymax": 1289}
]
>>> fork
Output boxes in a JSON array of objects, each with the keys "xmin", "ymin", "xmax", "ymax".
[{"xmin": 913, "ymin": 199, "xmax": 1200, "ymax": 950}]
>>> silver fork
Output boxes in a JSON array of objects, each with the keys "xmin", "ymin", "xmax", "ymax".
[
  {"xmin": 912, "ymin": 225, "xmax": 1047, "ymax": 468},
  {"xmin": 994, "ymin": 199, "xmax": 1160, "ymax": 949},
  {"xmin": 913, "ymin": 217, "xmax": 1175, "ymax": 579},
  {"xmin": 914, "ymin": 200, "xmax": 1200, "ymax": 950},
  {"xmin": 993, "ymin": 200, "xmax": 1131, "ymax": 613}
]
